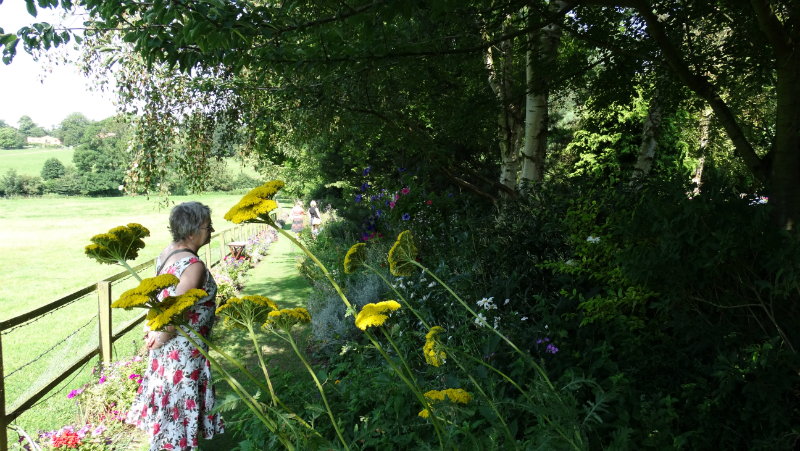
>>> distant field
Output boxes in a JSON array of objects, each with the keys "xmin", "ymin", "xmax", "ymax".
[
  {"xmin": 0, "ymin": 147, "xmax": 75, "ymax": 176},
  {"xmin": 0, "ymin": 147, "xmax": 261, "ymax": 180},
  {"xmin": 0, "ymin": 192, "xmax": 273, "ymax": 436}
]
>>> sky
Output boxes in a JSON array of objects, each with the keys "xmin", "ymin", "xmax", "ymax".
[{"xmin": 0, "ymin": 3, "xmax": 117, "ymax": 130}]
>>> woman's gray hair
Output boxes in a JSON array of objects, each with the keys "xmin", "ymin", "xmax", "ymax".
[
  {"xmin": 169, "ymin": 202, "xmax": 212, "ymax": 242},
  {"xmin": 310, "ymin": 200, "xmax": 317, "ymax": 207}
]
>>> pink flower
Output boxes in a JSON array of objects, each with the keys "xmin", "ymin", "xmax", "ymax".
[
  {"xmin": 186, "ymin": 399, "xmax": 196, "ymax": 410},
  {"xmin": 173, "ymin": 369, "xmax": 184, "ymax": 384},
  {"xmin": 164, "ymin": 445, "xmax": 173, "ymax": 450},
  {"xmin": 168, "ymin": 350, "xmax": 180, "ymax": 360},
  {"xmin": 153, "ymin": 423, "xmax": 160, "ymax": 436},
  {"xmin": 190, "ymin": 369, "xmax": 200, "ymax": 381},
  {"xmin": 179, "ymin": 437, "xmax": 187, "ymax": 448},
  {"xmin": 402, "ymin": 187, "xmax": 410, "ymax": 194},
  {"xmin": 389, "ymin": 201, "xmax": 396, "ymax": 210},
  {"xmin": 173, "ymin": 407, "xmax": 180, "ymax": 421},
  {"xmin": 152, "ymin": 359, "xmax": 159, "ymax": 371},
  {"xmin": 191, "ymin": 348, "xmax": 201, "ymax": 358},
  {"xmin": 188, "ymin": 311, "xmax": 200, "ymax": 324},
  {"xmin": 99, "ymin": 376, "xmax": 106, "ymax": 384}
]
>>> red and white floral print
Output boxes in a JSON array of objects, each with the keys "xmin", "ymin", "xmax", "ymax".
[{"xmin": 126, "ymin": 256, "xmax": 224, "ymax": 451}]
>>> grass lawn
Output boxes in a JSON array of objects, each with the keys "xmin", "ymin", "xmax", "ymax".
[
  {"xmin": 0, "ymin": 192, "xmax": 263, "ymax": 441},
  {"xmin": 0, "ymin": 147, "xmax": 75, "ymax": 176},
  {"xmin": 199, "ymin": 204, "xmax": 315, "ymax": 451}
]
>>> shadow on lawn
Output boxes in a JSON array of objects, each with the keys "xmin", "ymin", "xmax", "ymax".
[{"xmin": 200, "ymin": 231, "xmax": 316, "ymax": 451}]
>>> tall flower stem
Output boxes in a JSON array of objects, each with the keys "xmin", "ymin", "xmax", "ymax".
[
  {"xmin": 247, "ymin": 324, "xmax": 278, "ymax": 406},
  {"xmin": 363, "ymin": 330, "xmax": 448, "ymax": 451},
  {"xmin": 118, "ymin": 259, "xmax": 142, "ymax": 282},
  {"xmin": 450, "ymin": 348, "xmax": 581, "ymax": 450},
  {"xmin": 281, "ymin": 329, "xmax": 350, "ymax": 451},
  {"xmin": 367, "ymin": 264, "xmax": 517, "ymax": 449},
  {"xmin": 411, "ymin": 261, "xmax": 556, "ymax": 391},
  {"xmin": 173, "ymin": 327, "xmax": 297, "ymax": 450}
]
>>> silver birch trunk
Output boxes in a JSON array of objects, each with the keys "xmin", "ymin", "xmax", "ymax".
[
  {"xmin": 485, "ymin": 25, "xmax": 522, "ymax": 194},
  {"xmin": 630, "ymin": 100, "xmax": 663, "ymax": 185},
  {"xmin": 520, "ymin": 2, "xmax": 563, "ymax": 192},
  {"xmin": 692, "ymin": 109, "xmax": 711, "ymax": 195}
]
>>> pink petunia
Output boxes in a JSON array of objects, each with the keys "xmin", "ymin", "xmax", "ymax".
[
  {"xmin": 402, "ymin": 187, "xmax": 410, "ymax": 194},
  {"xmin": 390, "ymin": 201, "xmax": 396, "ymax": 210}
]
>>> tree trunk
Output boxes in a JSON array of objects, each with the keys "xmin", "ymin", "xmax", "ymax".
[
  {"xmin": 630, "ymin": 99, "xmax": 662, "ymax": 185},
  {"xmin": 485, "ymin": 25, "xmax": 522, "ymax": 194},
  {"xmin": 520, "ymin": 3, "xmax": 563, "ymax": 192},
  {"xmin": 770, "ymin": 58, "xmax": 800, "ymax": 229},
  {"xmin": 692, "ymin": 109, "xmax": 711, "ymax": 195}
]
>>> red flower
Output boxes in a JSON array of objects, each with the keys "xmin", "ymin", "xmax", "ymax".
[
  {"xmin": 188, "ymin": 311, "xmax": 200, "ymax": 324},
  {"xmin": 193, "ymin": 438, "xmax": 198, "ymax": 447},
  {"xmin": 172, "ymin": 407, "xmax": 180, "ymax": 421},
  {"xmin": 186, "ymin": 399, "xmax": 196, "ymax": 410},
  {"xmin": 161, "ymin": 394, "xmax": 169, "ymax": 406},
  {"xmin": 151, "ymin": 359, "xmax": 159, "ymax": 371},
  {"xmin": 191, "ymin": 348, "xmax": 201, "ymax": 358},
  {"xmin": 173, "ymin": 369, "xmax": 184, "ymax": 384},
  {"xmin": 208, "ymin": 414, "xmax": 215, "ymax": 421},
  {"xmin": 168, "ymin": 349, "xmax": 180, "ymax": 360},
  {"xmin": 184, "ymin": 417, "xmax": 189, "ymax": 426},
  {"xmin": 203, "ymin": 300, "xmax": 214, "ymax": 307},
  {"xmin": 189, "ymin": 258, "xmax": 200, "ymax": 264},
  {"xmin": 164, "ymin": 445, "xmax": 173, "ymax": 450},
  {"xmin": 179, "ymin": 437, "xmax": 188, "ymax": 448},
  {"xmin": 153, "ymin": 423, "xmax": 160, "ymax": 436},
  {"xmin": 200, "ymin": 325, "xmax": 209, "ymax": 336},
  {"xmin": 426, "ymin": 200, "xmax": 432, "ymax": 205},
  {"xmin": 190, "ymin": 369, "xmax": 200, "ymax": 381}
]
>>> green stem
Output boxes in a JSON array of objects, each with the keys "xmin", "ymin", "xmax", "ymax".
[
  {"xmin": 448, "ymin": 354, "xmax": 517, "ymax": 450},
  {"xmin": 412, "ymin": 261, "xmax": 556, "ymax": 391},
  {"xmin": 367, "ymin": 263, "xmax": 515, "ymax": 449},
  {"xmin": 173, "ymin": 327, "xmax": 297, "ymax": 450},
  {"xmin": 452, "ymin": 348, "xmax": 580, "ymax": 450},
  {"xmin": 118, "ymin": 259, "xmax": 142, "ymax": 282},
  {"xmin": 284, "ymin": 329, "xmax": 350, "ymax": 451},
  {"xmin": 365, "ymin": 263, "xmax": 430, "ymax": 329},
  {"xmin": 363, "ymin": 330, "xmax": 447, "ymax": 451},
  {"xmin": 247, "ymin": 324, "xmax": 278, "ymax": 406}
]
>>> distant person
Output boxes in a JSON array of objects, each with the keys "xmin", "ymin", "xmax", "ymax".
[
  {"xmin": 291, "ymin": 200, "xmax": 305, "ymax": 240},
  {"xmin": 127, "ymin": 201, "xmax": 224, "ymax": 451},
  {"xmin": 309, "ymin": 200, "xmax": 322, "ymax": 240}
]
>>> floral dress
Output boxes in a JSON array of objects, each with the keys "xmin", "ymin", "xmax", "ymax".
[{"xmin": 126, "ymin": 256, "xmax": 224, "ymax": 451}]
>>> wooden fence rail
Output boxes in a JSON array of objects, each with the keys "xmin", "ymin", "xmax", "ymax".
[{"xmin": 0, "ymin": 221, "xmax": 273, "ymax": 450}]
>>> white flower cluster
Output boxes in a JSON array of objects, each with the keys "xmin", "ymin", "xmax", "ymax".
[
  {"xmin": 476, "ymin": 297, "xmax": 497, "ymax": 309},
  {"xmin": 586, "ymin": 236, "xmax": 601, "ymax": 244}
]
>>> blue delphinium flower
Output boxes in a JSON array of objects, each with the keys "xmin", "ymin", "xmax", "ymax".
[
  {"xmin": 402, "ymin": 213, "xmax": 410, "ymax": 220},
  {"xmin": 370, "ymin": 195, "xmax": 376, "ymax": 201},
  {"xmin": 449, "ymin": 192, "xmax": 453, "ymax": 197},
  {"xmin": 360, "ymin": 182, "xmax": 371, "ymax": 192},
  {"xmin": 355, "ymin": 194, "xmax": 362, "ymax": 203},
  {"xmin": 398, "ymin": 167, "xmax": 406, "ymax": 172},
  {"xmin": 375, "ymin": 209, "xmax": 383, "ymax": 218},
  {"xmin": 363, "ymin": 165, "xmax": 372, "ymax": 176}
]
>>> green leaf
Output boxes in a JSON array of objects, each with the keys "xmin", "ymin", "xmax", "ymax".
[{"xmin": 25, "ymin": 0, "xmax": 37, "ymax": 17}]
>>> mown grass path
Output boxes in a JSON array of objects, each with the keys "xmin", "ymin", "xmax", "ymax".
[{"xmin": 200, "ymin": 217, "xmax": 315, "ymax": 450}]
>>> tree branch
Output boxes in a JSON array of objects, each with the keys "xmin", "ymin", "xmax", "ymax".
[
  {"xmin": 749, "ymin": 0, "xmax": 791, "ymax": 57},
  {"xmin": 439, "ymin": 166, "xmax": 498, "ymax": 204}
]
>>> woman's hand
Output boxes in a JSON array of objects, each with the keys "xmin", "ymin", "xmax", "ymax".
[{"xmin": 145, "ymin": 331, "xmax": 163, "ymax": 350}]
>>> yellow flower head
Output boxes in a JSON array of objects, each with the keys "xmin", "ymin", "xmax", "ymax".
[
  {"xmin": 354, "ymin": 300, "xmax": 401, "ymax": 330},
  {"xmin": 216, "ymin": 295, "xmax": 278, "ymax": 330},
  {"xmin": 423, "ymin": 326, "xmax": 447, "ymax": 367},
  {"xmin": 263, "ymin": 308, "xmax": 312, "ymax": 331},
  {"xmin": 387, "ymin": 231, "xmax": 417, "ymax": 276},
  {"xmin": 85, "ymin": 223, "xmax": 151, "ymax": 265},
  {"xmin": 224, "ymin": 181, "xmax": 284, "ymax": 224},
  {"xmin": 418, "ymin": 408, "xmax": 432, "ymax": 419},
  {"xmin": 111, "ymin": 274, "xmax": 180, "ymax": 310},
  {"xmin": 343, "ymin": 243, "xmax": 367, "ymax": 274},
  {"xmin": 146, "ymin": 288, "xmax": 207, "ymax": 331},
  {"xmin": 423, "ymin": 388, "xmax": 472, "ymax": 405}
]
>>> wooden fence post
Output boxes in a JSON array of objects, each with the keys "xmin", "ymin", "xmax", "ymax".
[
  {"xmin": 205, "ymin": 243, "xmax": 211, "ymax": 266},
  {"xmin": 220, "ymin": 231, "xmax": 226, "ymax": 265},
  {"xmin": 98, "ymin": 281, "xmax": 113, "ymax": 364},
  {"xmin": 0, "ymin": 332, "xmax": 7, "ymax": 451}
]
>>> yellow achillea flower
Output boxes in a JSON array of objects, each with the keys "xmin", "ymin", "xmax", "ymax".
[
  {"xmin": 85, "ymin": 223, "xmax": 151, "ymax": 264},
  {"xmin": 216, "ymin": 295, "xmax": 278, "ymax": 330},
  {"xmin": 263, "ymin": 308, "xmax": 312, "ymax": 331},
  {"xmin": 387, "ymin": 231, "xmax": 417, "ymax": 276},
  {"xmin": 423, "ymin": 326, "xmax": 447, "ymax": 367},
  {"xmin": 224, "ymin": 181, "xmax": 284, "ymax": 224},
  {"xmin": 343, "ymin": 243, "xmax": 367, "ymax": 274},
  {"xmin": 354, "ymin": 301, "xmax": 401, "ymax": 330},
  {"xmin": 146, "ymin": 288, "xmax": 207, "ymax": 331},
  {"xmin": 418, "ymin": 389, "xmax": 472, "ymax": 419},
  {"xmin": 424, "ymin": 388, "xmax": 473, "ymax": 404},
  {"xmin": 111, "ymin": 274, "xmax": 180, "ymax": 310}
]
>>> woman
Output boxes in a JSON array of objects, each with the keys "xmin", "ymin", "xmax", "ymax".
[
  {"xmin": 308, "ymin": 200, "xmax": 322, "ymax": 240},
  {"xmin": 127, "ymin": 201, "xmax": 224, "ymax": 451},
  {"xmin": 291, "ymin": 200, "xmax": 305, "ymax": 239}
]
